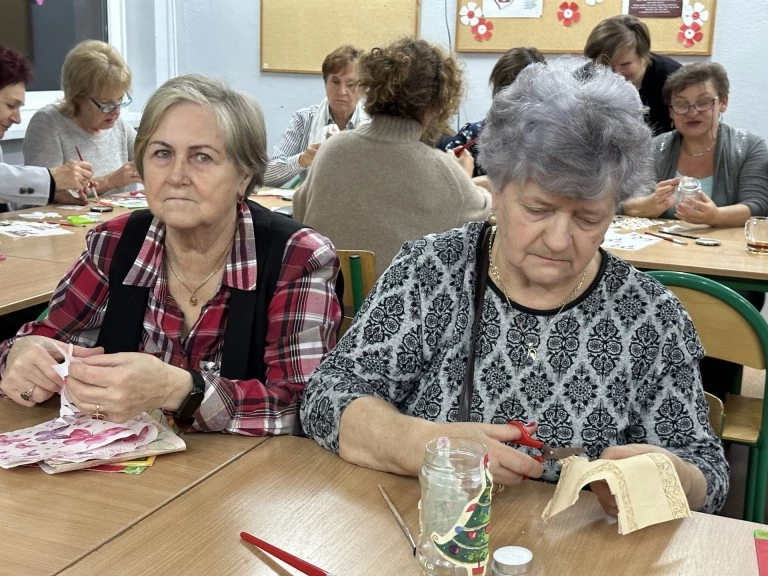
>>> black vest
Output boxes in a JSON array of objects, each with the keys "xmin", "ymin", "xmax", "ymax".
[{"xmin": 95, "ymin": 201, "xmax": 306, "ymax": 382}]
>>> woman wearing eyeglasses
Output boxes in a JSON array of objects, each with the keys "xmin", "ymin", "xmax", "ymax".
[
  {"xmin": 622, "ymin": 62, "xmax": 768, "ymax": 226},
  {"xmin": 22, "ymin": 40, "xmax": 141, "ymax": 196}
]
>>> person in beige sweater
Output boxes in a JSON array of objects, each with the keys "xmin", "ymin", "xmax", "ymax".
[{"xmin": 293, "ymin": 37, "xmax": 491, "ymax": 277}]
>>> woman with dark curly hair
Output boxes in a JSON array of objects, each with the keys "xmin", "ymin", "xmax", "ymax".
[
  {"xmin": 294, "ymin": 37, "xmax": 490, "ymax": 277},
  {"xmin": 440, "ymin": 46, "xmax": 545, "ymax": 177}
]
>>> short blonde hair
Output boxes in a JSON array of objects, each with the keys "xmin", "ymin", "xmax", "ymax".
[
  {"xmin": 134, "ymin": 74, "xmax": 268, "ymax": 196},
  {"xmin": 60, "ymin": 40, "xmax": 131, "ymax": 117}
]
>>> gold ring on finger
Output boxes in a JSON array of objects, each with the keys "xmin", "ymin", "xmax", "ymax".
[
  {"xmin": 91, "ymin": 404, "xmax": 105, "ymax": 421},
  {"xmin": 20, "ymin": 385, "xmax": 37, "ymax": 402}
]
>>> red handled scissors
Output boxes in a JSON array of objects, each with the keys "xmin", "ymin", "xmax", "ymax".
[{"xmin": 508, "ymin": 420, "xmax": 586, "ymax": 462}]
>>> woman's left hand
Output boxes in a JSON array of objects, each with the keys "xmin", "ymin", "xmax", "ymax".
[
  {"xmin": 588, "ymin": 444, "xmax": 707, "ymax": 516},
  {"xmin": 675, "ymin": 191, "xmax": 719, "ymax": 225},
  {"xmin": 66, "ymin": 352, "xmax": 191, "ymax": 422}
]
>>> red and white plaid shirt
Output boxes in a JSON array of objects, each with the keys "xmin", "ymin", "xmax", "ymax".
[{"xmin": 0, "ymin": 202, "xmax": 341, "ymax": 435}]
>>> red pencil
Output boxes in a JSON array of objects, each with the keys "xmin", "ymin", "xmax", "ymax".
[
  {"xmin": 644, "ymin": 231, "xmax": 687, "ymax": 245},
  {"xmin": 452, "ymin": 137, "xmax": 480, "ymax": 156},
  {"xmin": 240, "ymin": 532, "xmax": 334, "ymax": 576}
]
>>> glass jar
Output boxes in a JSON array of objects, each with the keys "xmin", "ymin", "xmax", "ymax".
[
  {"xmin": 676, "ymin": 176, "xmax": 701, "ymax": 205},
  {"xmin": 418, "ymin": 437, "xmax": 492, "ymax": 576}
]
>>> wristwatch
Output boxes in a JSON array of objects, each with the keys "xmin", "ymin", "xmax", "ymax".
[{"xmin": 174, "ymin": 369, "xmax": 205, "ymax": 424}]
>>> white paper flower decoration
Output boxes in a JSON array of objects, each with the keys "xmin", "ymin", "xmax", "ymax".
[
  {"xmin": 682, "ymin": 2, "xmax": 709, "ymax": 27},
  {"xmin": 460, "ymin": 3, "xmax": 483, "ymax": 27},
  {"xmin": 585, "ymin": 0, "xmax": 604, "ymax": 5}
]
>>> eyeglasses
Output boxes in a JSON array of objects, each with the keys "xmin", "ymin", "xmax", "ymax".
[
  {"xmin": 669, "ymin": 98, "xmax": 717, "ymax": 115},
  {"xmin": 89, "ymin": 93, "xmax": 132, "ymax": 114}
]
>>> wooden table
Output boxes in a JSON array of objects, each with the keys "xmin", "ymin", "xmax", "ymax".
[
  {"xmin": 0, "ymin": 399, "xmax": 268, "ymax": 576},
  {"xmin": 61, "ymin": 436, "xmax": 763, "ymax": 576},
  {"xmin": 0, "ymin": 195, "xmax": 291, "ymax": 317},
  {"xmin": 607, "ymin": 223, "xmax": 768, "ymax": 292},
  {"xmin": 0, "ymin": 256, "xmax": 72, "ymax": 314}
]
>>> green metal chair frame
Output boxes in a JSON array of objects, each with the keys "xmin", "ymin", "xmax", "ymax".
[
  {"xmin": 648, "ymin": 270, "xmax": 768, "ymax": 522},
  {"xmin": 336, "ymin": 250, "xmax": 376, "ymax": 336}
]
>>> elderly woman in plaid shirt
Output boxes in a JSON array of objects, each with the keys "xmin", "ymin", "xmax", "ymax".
[{"xmin": 0, "ymin": 75, "xmax": 341, "ymax": 435}]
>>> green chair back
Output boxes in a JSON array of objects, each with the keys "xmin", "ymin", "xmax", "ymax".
[
  {"xmin": 647, "ymin": 270, "xmax": 768, "ymax": 522},
  {"xmin": 336, "ymin": 250, "xmax": 376, "ymax": 336}
]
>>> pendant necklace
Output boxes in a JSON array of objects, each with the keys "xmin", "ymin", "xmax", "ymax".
[
  {"xmin": 487, "ymin": 226, "xmax": 588, "ymax": 367},
  {"xmin": 166, "ymin": 249, "xmax": 229, "ymax": 306}
]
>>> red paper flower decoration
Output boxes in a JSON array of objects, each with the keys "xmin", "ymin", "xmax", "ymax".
[
  {"xmin": 472, "ymin": 18, "xmax": 494, "ymax": 42},
  {"xmin": 677, "ymin": 22, "xmax": 703, "ymax": 47},
  {"xmin": 557, "ymin": 2, "xmax": 580, "ymax": 27}
]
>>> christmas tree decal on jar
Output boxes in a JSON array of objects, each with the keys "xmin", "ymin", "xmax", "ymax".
[{"xmin": 431, "ymin": 459, "xmax": 492, "ymax": 574}]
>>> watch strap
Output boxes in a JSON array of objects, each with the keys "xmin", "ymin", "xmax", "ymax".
[{"xmin": 174, "ymin": 369, "xmax": 205, "ymax": 424}]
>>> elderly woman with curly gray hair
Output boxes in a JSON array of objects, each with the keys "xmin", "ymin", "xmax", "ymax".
[{"xmin": 301, "ymin": 59, "xmax": 728, "ymax": 516}]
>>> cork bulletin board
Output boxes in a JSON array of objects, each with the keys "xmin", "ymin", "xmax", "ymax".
[
  {"xmin": 260, "ymin": 0, "xmax": 421, "ymax": 74},
  {"xmin": 455, "ymin": 0, "xmax": 716, "ymax": 56}
]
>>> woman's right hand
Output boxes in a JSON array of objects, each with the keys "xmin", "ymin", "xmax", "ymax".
[
  {"xmin": 623, "ymin": 178, "xmax": 678, "ymax": 217},
  {"xmin": 0, "ymin": 336, "xmax": 103, "ymax": 406},
  {"xmin": 448, "ymin": 421, "xmax": 545, "ymax": 486},
  {"xmin": 299, "ymin": 142, "xmax": 321, "ymax": 168}
]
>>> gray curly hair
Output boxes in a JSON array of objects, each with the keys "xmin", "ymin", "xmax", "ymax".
[{"xmin": 478, "ymin": 59, "xmax": 654, "ymax": 207}]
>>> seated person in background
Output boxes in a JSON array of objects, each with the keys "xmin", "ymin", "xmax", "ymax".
[
  {"xmin": 0, "ymin": 43, "xmax": 90, "ymax": 206},
  {"xmin": 264, "ymin": 44, "xmax": 369, "ymax": 188},
  {"xmin": 0, "ymin": 74, "xmax": 341, "ymax": 436},
  {"xmin": 301, "ymin": 60, "xmax": 728, "ymax": 515},
  {"xmin": 294, "ymin": 37, "xmax": 491, "ymax": 277},
  {"xmin": 440, "ymin": 46, "xmax": 545, "ymax": 177},
  {"xmin": 584, "ymin": 14, "xmax": 680, "ymax": 135},
  {"xmin": 622, "ymin": 62, "xmax": 768, "ymax": 227},
  {"xmin": 23, "ymin": 40, "xmax": 141, "ymax": 197},
  {"xmin": 624, "ymin": 62, "xmax": 768, "ymax": 401}
]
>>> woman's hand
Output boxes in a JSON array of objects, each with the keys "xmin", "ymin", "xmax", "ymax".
[
  {"xmin": 52, "ymin": 187, "xmax": 89, "ymax": 206},
  {"xmin": 299, "ymin": 143, "xmax": 321, "ymax": 168},
  {"xmin": 100, "ymin": 161, "xmax": 143, "ymax": 193},
  {"xmin": 451, "ymin": 148, "xmax": 475, "ymax": 178},
  {"xmin": 588, "ymin": 444, "xmax": 707, "ymax": 516},
  {"xmin": 445, "ymin": 422, "xmax": 545, "ymax": 486},
  {"xmin": 675, "ymin": 191, "xmax": 719, "ymax": 225},
  {"xmin": 66, "ymin": 352, "xmax": 192, "ymax": 422},
  {"xmin": 0, "ymin": 336, "xmax": 103, "ymax": 405},
  {"xmin": 623, "ymin": 178, "xmax": 678, "ymax": 218},
  {"xmin": 50, "ymin": 160, "xmax": 94, "ymax": 191}
]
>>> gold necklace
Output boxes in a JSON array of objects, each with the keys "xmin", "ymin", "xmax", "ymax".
[
  {"xmin": 166, "ymin": 250, "xmax": 229, "ymax": 306},
  {"xmin": 488, "ymin": 226, "xmax": 588, "ymax": 367},
  {"xmin": 682, "ymin": 139, "xmax": 715, "ymax": 158}
]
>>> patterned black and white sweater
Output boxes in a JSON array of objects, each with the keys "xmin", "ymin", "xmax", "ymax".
[{"xmin": 300, "ymin": 222, "xmax": 729, "ymax": 513}]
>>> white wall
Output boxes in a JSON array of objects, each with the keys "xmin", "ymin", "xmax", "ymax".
[{"xmin": 6, "ymin": 0, "xmax": 767, "ymax": 165}]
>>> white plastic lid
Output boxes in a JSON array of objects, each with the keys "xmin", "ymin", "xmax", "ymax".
[{"xmin": 491, "ymin": 546, "xmax": 534, "ymax": 575}]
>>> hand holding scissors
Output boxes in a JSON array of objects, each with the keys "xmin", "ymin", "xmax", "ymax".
[{"xmin": 507, "ymin": 420, "xmax": 585, "ymax": 462}]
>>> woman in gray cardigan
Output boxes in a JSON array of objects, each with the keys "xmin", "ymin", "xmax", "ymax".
[{"xmin": 623, "ymin": 62, "xmax": 768, "ymax": 226}]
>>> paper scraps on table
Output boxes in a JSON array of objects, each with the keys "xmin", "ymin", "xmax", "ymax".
[
  {"xmin": 99, "ymin": 198, "xmax": 148, "ymax": 209},
  {"xmin": 17, "ymin": 211, "xmax": 61, "ymax": 219},
  {"xmin": 0, "ymin": 221, "xmax": 73, "ymax": 237},
  {"xmin": 610, "ymin": 216, "xmax": 667, "ymax": 230},
  {"xmin": 0, "ymin": 343, "xmax": 186, "ymax": 474},
  {"xmin": 542, "ymin": 453, "xmax": 691, "ymax": 534},
  {"xmin": 601, "ymin": 228, "xmax": 661, "ymax": 251}
]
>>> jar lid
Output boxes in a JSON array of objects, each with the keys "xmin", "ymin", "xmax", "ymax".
[{"xmin": 491, "ymin": 546, "xmax": 534, "ymax": 575}]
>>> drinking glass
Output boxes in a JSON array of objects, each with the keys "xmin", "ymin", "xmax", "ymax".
[{"xmin": 745, "ymin": 216, "xmax": 768, "ymax": 254}]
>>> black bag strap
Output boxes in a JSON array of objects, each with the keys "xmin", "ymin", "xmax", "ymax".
[
  {"xmin": 220, "ymin": 201, "xmax": 303, "ymax": 380},
  {"xmin": 458, "ymin": 223, "xmax": 493, "ymax": 423},
  {"xmin": 96, "ymin": 210, "xmax": 154, "ymax": 353}
]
